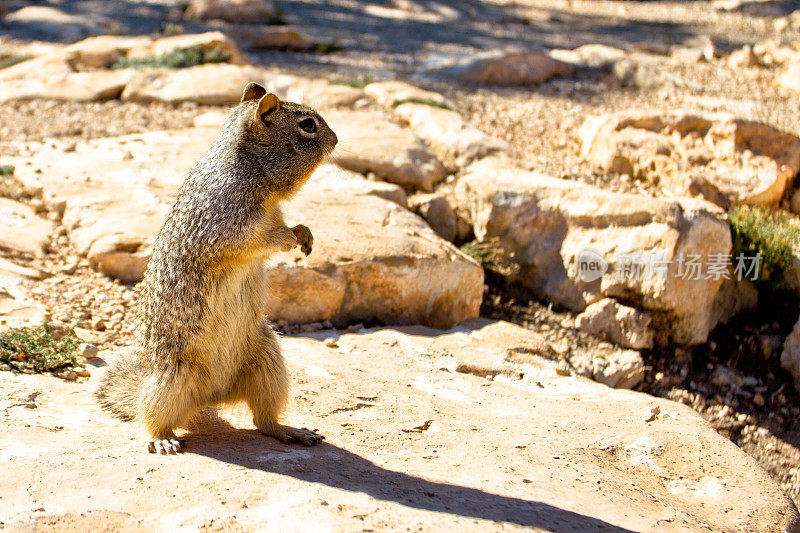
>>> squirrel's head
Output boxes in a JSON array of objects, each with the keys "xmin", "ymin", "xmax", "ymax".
[{"xmin": 236, "ymin": 82, "xmax": 338, "ymax": 194}]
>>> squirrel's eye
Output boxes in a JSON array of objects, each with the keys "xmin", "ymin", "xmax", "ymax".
[{"xmin": 299, "ymin": 117, "xmax": 318, "ymax": 134}]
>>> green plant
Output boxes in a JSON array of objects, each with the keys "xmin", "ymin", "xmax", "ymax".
[
  {"xmin": 0, "ymin": 164, "xmax": 14, "ymax": 177},
  {"xmin": 0, "ymin": 55, "xmax": 32, "ymax": 70},
  {"xmin": 460, "ymin": 239, "xmax": 519, "ymax": 277},
  {"xmin": 729, "ymin": 205, "xmax": 800, "ymax": 289},
  {"xmin": 315, "ymin": 40, "xmax": 345, "ymax": 54},
  {"xmin": 110, "ymin": 45, "xmax": 231, "ymax": 70},
  {"xmin": 0, "ymin": 323, "xmax": 80, "ymax": 374},
  {"xmin": 391, "ymin": 96, "xmax": 454, "ymax": 111},
  {"xmin": 330, "ymin": 76, "xmax": 375, "ymax": 89}
]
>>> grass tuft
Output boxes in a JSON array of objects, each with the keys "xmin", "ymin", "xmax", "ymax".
[
  {"xmin": 0, "ymin": 323, "xmax": 80, "ymax": 374},
  {"xmin": 330, "ymin": 76, "xmax": 376, "ymax": 89},
  {"xmin": 0, "ymin": 164, "xmax": 14, "ymax": 177},
  {"xmin": 110, "ymin": 45, "xmax": 231, "ymax": 70},
  {"xmin": 315, "ymin": 40, "xmax": 345, "ymax": 54},
  {"xmin": 729, "ymin": 205, "xmax": 800, "ymax": 289},
  {"xmin": 460, "ymin": 239, "xmax": 519, "ymax": 277},
  {"xmin": 391, "ymin": 96, "xmax": 454, "ymax": 111}
]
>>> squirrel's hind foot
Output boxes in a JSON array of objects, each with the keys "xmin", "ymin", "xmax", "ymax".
[
  {"xmin": 259, "ymin": 420, "xmax": 324, "ymax": 446},
  {"xmin": 147, "ymin": 433, "xmax": 185, "ymax": 454}
]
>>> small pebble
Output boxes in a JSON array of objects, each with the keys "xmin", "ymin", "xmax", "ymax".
[
  {"xmin": 59, "ymin": 370, "xmax": 77, "ymax": 381},
  {"xmin": 324, "ymin": 338, "xmax": 338, "ymax": 348},
  {"xmin": 80, "ymin": 343, "xmax": 99, "ymax": 359},
  {"xmin": 92, "ymin": 318, "xmax": 107, "ymax": 332},
  {"xmin": 347, "ymin": 323, "xmax": 364, "ymax": 333}
]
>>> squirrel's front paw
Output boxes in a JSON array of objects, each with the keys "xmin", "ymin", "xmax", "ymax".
[{"xmin": 292, "ymin": 224, "xmax": 313, "ymax": 256}]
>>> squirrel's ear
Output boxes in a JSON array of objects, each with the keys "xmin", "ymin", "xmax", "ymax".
[
  {"xmin": 241, "ymin": 82, "xmax": 267, "ymax": 103},
  {"xmin": 255, "ymin": 92, "xmax": 280, "ymax": 122}
]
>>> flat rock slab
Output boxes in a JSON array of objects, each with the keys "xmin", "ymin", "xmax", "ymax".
[
  {"xmin": 121, "ymin": 63, "xmax": 264, "ymax": 105},
  {"xmin": 393, "ymin": 102, "xmax": 507, "ymax": 168},
  {"xmin": 0, "ymin": 33, "xmax": 249, "ymax": 104},
  {"xmin": 0, "ymin": 320, "xmax": 796, "ymax": 531},
  {"xmin": 455, "ymin": 157, "xmax": 732, "ymax": 345},
  {"xmin": 325, "ymin": 110, "xmax": 447, "ymax": 191},
  {"xmin": 0, "ymin": 66, "xmax": 134, "ymax": 103},
  {"xmin": 0, "ymin": 198, "xmax": 53, "ymax": 255},
  {"xmin": 8, "ymin": 129, "xmax": 479, "ymax": 328},
  {"xmin": 0, "ymin": 276, "xmax": 48, "ymax": 328},
  {"xmin": 426, "ymin": 50, "xmax": 575, "ymax": 86},
  {"xmin": 579, "ymin": 112, "xmax": 800, "ymax": 208}
]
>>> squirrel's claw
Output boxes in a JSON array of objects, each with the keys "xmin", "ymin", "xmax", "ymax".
[{"xmin": 148, "ymin": 437, "xmax": 184, "ymax": 454}]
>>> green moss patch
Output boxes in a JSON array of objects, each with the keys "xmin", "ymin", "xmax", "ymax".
[
  {"xmin": 110, "ymin": 45, "xmax": 231, "ymax": 70},
  {"xmin": 729, "ymin": 205, "xmax": 800, "ymax": 290},
  {"xmin": 0, "ymin": 323, "xmax": 80, "ymax": 374}
]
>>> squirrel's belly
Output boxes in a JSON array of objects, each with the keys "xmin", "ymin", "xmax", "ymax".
[{"xmin": 190, "ymin": 262, "xmax": 266, "ymax": 381}]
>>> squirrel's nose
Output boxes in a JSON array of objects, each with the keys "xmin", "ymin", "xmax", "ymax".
[{"xmin": 329, "ymin": 130, "xmax": 338, "ymax": 149}]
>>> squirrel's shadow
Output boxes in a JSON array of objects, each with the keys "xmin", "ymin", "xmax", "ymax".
[{"xmin": 187, "ymin": 414, "xmax": 634, "ymax": 532}]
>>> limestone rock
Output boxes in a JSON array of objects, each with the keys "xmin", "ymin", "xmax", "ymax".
[
  {"xmin": 781, "ymin": 318, "xmax": 800, "ymax": 391},
  {"xmin": 224, "ymin": 24, "xmax": 315, "ymax": 51},
  {"xmin": 121, "ymin": 64, "xmax": 262, "ymax": 105},
  {"xmin": 126, "ymin": 31, "xmax": 248, "ymax": 65},
  {"xmin": 393, "ymin": 102, "xmax": 506, "ymax": 168},
  {"xmin": 753, "ymin": 39, "xmax": 797, "ymax": 67},
  {"xmin": 455, "ymin": 157, "xmax": 732, "ymax": 345},
  {"xmin": 325, "ymin": 110, "xmax": 447, "ymax": 191},
  {"xmin": 777, "ymin": 59, "xmax": 800, "ymax": 93},
  {"xmin": 0, "ymin": 279, "xmax": 47, "ymax": 329},
  {"xmin": 0, "ymin": 198, "xmax": 53, "ymax": 255},
  {"xmin": 0, "ymin": 257, "xmax": 50, "ymax": 282},
  {"xmin": 727, "ymin": 45, "xmax": 760, "ymax": 68},
  {"xmin": 184, "ymin": 0, "xmax": 278, "ymax": 24},
  {"xmin": 0, "ymin": 320, "xmax": 797, "ymax": 531},
  {"xmin": 576, "ymin": 298, "xmax": 654, "ymax": 350},
  {"xmin": 0, "ymin": 53, "xmax": 71, "ymax": 83},
  {"xmin": 549, "ymin": 44, "xmax": 628, "ymax": 68},
  {"xmin": 64, "ymin": 35, "xmax": 153, "ymax": 70},
  {"xmin": 265, "ymin": 168, "xmax": 482, "ymax": 329},
  {"xmin": 87, "ymin": 236, "xmax": 151, "ymax": 285},
  {"xmin": 0, "ymin": 50, "xmax": 134, "ymax": 103},
  {"xmin": 568, "ymin": 343, "xmax": 646, "ymax": 389},
  {"xmin": 711, "ymin": 274, "xmax": 759, "ymax": 325},
  {"xmin": 0, "ymin": 70, "xmax": 133, "ymax": 103},
  {"xmin": 7, "ymin": 128, "xmax": 219, "ymax": 283},
  {"xmin": 7, "ymin": 130, "xmax": 477, "ymax": 329},
  {"xmin": 579, "ymin": 112, "xmax": 800, "ymax": 208},
  {"xmin": 363, "ymin": 80, "xmax": 451, "ymax": 109},
  {"xmin": 408, "ymin": 193, "xmax": 457, "ymax": 242},
  {"xmin": 430, "ymin": 50, "xmax": 574, "ymax": 86},
  {"xmin": 257, "ymin": 74, "xmax": 366, "ymax": 109}
]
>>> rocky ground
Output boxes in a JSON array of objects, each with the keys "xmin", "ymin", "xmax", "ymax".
[{"xmin": 2, "ymin": 0, "xmax": 800, "ymax": 530}]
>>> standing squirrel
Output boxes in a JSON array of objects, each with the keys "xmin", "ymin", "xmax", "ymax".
[{"xmin": 96, "ymin": 82, "xmax": 337, "ymax": 454}]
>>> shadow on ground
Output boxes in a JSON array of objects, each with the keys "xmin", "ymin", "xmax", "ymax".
[
  {"xmin": 2, "ymin": 0, "xmax": 747, "ymax": 73},
  {"xmin": 188, "ymin": 414, "xmax": 635, "ymax": 532}
]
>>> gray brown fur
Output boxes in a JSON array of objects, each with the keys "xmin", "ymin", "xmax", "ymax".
[{"xmin": 95, "ymin": 83, "xmax": 337, "ymax": 453}]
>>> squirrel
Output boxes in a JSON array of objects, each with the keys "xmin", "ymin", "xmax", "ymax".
[{"xmin": 95, "ymin": 82, "xmax": 338, "ymax": 454}]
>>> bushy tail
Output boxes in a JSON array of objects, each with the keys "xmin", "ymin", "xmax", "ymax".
[{"xmin": 94, "ymin": 355, "xmax": 145, "ymax": 421}]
